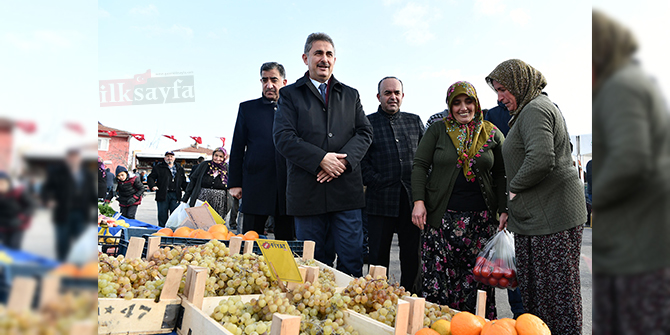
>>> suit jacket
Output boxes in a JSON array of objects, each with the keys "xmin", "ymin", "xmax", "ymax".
[
  {"xmin": 228, "ymin": 97, "xmax": 288, "ymax": 216},
  {"xmin": 147, "ymin": 162, "xmax": 187, "ymax": 202},
  {"xmin": 362, "ymin": 107, "xmax": 424, "ymax": 217},
  {"xmin": 273, "ymin": 73, "xmax": 373, "ymax": 216},
  {"xmin": 41, "ymin": 163, "xmax": 96, "ymax": 224}
]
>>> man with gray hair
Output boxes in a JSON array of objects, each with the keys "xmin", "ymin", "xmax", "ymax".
[
  {"xmin": 273, "ymin": 33, "xmax": 373, "ymax": 276},
  {"xmin": 229, "ymin": 62, "xmax": 295, "ymax": 240},
  {"xmin": 361, "ymin": 76, "xmax": 424, "ymax": 290}
]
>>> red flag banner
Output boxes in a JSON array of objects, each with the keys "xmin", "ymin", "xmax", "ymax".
[
  {"xmin": 65, "ymin": 122, "xmax": 85, "ymax": 135},
  {"xmin": 131, "ymin": 134, "xmax": 145, "ymax": 141},
  {"xmin": 163, "ymin": 135, "xmax": 177, "ymax": 142},
  {"xmin": 14, "ymin": 120, "xmax": 36, "ymax": 134},
  {"xmin": 106, "ymin": 130, "xmax": 117, "ymax": 137},
  {"xmin": 190, "ymin": 136, "xmax": 202, "ymax": 144},
  {"xmin": 219, "ymin": 137, "xmax": 226, "ymax": 147}
]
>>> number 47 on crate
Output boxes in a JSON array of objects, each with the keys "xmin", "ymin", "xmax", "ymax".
[{"xmin": 256, "ymin": 239, "xmax": 302, "ymax": 283}]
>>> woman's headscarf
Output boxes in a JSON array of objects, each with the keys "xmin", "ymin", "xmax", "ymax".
[
  {"xmin": 485, "ymin": 59, "xmax": 547, "ymax": 127},
  {"xmin": 98, "ymin": 156, "xmax": 106, "ymax": 178},
  {"xmin": 592, "ymin": 9, "xmax": 638, "ymax": 95},
  {"xmin": 444, "ymin": 81, "xmax": 496, "ymax": 182},
  {"xmin": 208, "ymin": 148, "xmax": 228, "ymax": 184}
]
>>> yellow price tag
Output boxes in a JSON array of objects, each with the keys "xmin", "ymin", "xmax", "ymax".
[{"xmin": 256, "ymin": 239, "xmax": 302, "ymax": 283}]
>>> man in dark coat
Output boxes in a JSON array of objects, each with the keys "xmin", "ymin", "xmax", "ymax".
[
  {"xmin": 229, "ymin": 62, "xmax": 295, "ymax": 240},
  {"xmin": 147, "ymin": 151, "xmax": 187, "ymax": 227},
  {"xmin": 361, "ymin": 76, "xmax": 423, "ymax": 291},
  {"xmin": 41, "ymin": 149, "xmax": 96, "ymax": 261},
  {"xmin": 273, "ymin": 33, "xmax": 373, "ymax": 277}
]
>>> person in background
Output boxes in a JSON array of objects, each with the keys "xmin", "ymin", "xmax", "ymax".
[
  {"xmin": 0, "ymin": 172, "xmax": 35, "ymax": 249},
  {"xmin": 411, "ymin": 81, "xmax": 506, "ymax": 320},
  {"xmin": 229, "ymin": 62, "xmax": 294, "ymax": 240},
  {"xmin": 105, "ymin": 167, "xmax": 114, "ymax": 201},
  {"xmin": 273, "ymin": 32, "xmax": 373, "ymax": 276},
  {"xmin": 147, "ymin": 151, "xmax": 187, "ymax": 227},
  {"xmin": 362, "ymin": 76, "xmax": 423, "ymax": 291},
  {"xmin": 592, "ymin": 10, "xmax": 670, "ymax": 334},
  {"xmin": 191, "ymin": 156, "xmax": 205, "ymax": 179},
  {"xmin": 486, "ymin": 59, "xmax": 586, "ymax": 334},
  {"xmin": 109, "ymin": 166, "xmax": 144, "ymax": 219},
  {"xmin": 425, "ymin": 109, "xmax": 447, "ymax": 128},
  {"xmin": 182, "ymin": 148, "xmax": 231, "ymax": 220},
  {"xmin": 484, "ymin": 100, "xmax": 525, "ymax": 319},
  {"xmin": 42, "ymin": 148, "xmax": 96, "ymax": 261},
  {"xmin": 98, "ymin": 157, "xmax": 108, "ymax": 201}
]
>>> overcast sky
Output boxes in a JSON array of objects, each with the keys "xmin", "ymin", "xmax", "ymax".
[{"xmin": 3, "ymin": 0, "xmax": 598, "ymax": 156}]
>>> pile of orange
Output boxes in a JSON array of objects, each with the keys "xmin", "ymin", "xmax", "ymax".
[
  {"xmin": 50, "ymin": 262, "xmax": 98, "ymax": 278},
  {"xmin": 151, "ymin": 225, "xmax": 262, "ymax": 241},
  {"xmin": 421, "ymin": 312, "xmax": 550, "ymax": 335},
  {"xmin": 152, "ymin": 227, "xmax": 174, "ymax": 236}
]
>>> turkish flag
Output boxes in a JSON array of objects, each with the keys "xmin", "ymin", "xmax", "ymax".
[
  {"xmin": 106, "ymin": 130, "xmax": 117, "ymax": 137},
  {"xmin": 219, "ymin": 137, "xmax": 226, "ymax": 146},
  {"xmin": 190, "ymin": 136, "xmax": 202, "ymax": 144},
  {"xmin": 163, "ymin": 135, "xmax": 177, "ymax": 142},
  {"xmin": 14, "ymin": 120, "xmax": 36, "ymax": 133},
  {"xmin": 131, "ymin": 134, "xmax": 145, "ymax": 141},
  {"xmin": 65, "ymin": 122, "xmax": 85, "ymax": 135}
]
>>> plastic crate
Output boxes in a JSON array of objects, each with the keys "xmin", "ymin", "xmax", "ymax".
[
  {"xmin": 121, "ymin": 226, "xmax": 159, "ymax": 241},
  {"xmin": 0, "ymin": 263, "xmax": 51, "ymax": 306}
]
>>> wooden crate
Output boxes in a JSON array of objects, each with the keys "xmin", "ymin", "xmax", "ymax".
[
  {"xmin": 177, "ymin": 259, "xmax": 409, "ymax": 335},
  {"xmin": 98, "ymin": 237, "xmax": 185, "ymax": 335},
  {"xmin": 402, "ymin": 290, "xmax": 487, "ymax": 335}
]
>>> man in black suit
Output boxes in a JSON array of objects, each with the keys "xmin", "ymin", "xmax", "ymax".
[
  {"xmin": 228, "ymin": 62, "xmax": 295, "ymax": 240},
  {"xmin": 273, "ymin": 33, "xmax": 373, "ymax": 276},
  {"xmin": 147, "ymin": 151, "xmax": 187, "ymax": 227}
]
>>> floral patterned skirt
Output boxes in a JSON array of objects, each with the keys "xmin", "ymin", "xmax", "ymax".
[
  {"xmin": 515, "ymin": 225, "xmax": 583, "ymax": 335},
  {"xmin": 420, "ymin": 209, "xmax": 497, "ymax": 320},
  {"xmin": 197, "ymin": 188, "xmax": 230, "ymax": 219}
]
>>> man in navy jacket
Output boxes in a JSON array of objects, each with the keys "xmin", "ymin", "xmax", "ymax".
[
  {"xmin": 273, "ymin": 33, "xmax": 373, "ymax": 277},
  {"xmin": 228, "ymin": 62, "xmax": 295, "ymax": 240}
]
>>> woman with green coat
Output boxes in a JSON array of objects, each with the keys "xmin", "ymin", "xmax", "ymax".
[
  {"xmin": 411, "ymin": 81, "xmax": 507, "ymax": 320},
  {"xmin": 486, "ymin": 59, "xmax": 587, "ymax": 334}
]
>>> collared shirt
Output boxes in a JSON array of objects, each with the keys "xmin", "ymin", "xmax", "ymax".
[
  {"xmin": 425, "ymin": 110, "xmax": 447, "ymax": 128},
  {"xmin": 310, "ymin": 77, "xmax": 329, "ymax": 103},
  {"xmin": 361, "ymin": 106, "xmax": 425, "ymax": 217},
  {"xmin": 168, "ymin": 164, "xmax": 176, "ymax": 178}
]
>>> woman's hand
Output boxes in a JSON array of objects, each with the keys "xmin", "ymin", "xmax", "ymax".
[
  {"xmin": 412, "ymin": 201, "xmax": 427, "ymax": 230},
  {"xmin": 498, "ymin": 212, "xmax": 508, "ymax": 231}
]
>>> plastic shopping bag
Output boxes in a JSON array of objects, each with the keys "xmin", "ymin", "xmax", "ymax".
[
  {"xmin": 69, "ymin": 225, "xmax": 99, "ymax": 266},
  {"xmin": 166, "ymin": 202, "xmax": 190, "ymax": 230},
  {"xmin": 472, "ymin": 229, "xmax": 518, "ymax": 290}
]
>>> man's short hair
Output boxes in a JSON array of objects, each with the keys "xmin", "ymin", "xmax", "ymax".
[
  {"xmin": 304, "ymin": 33, "xmax": 335, "ymax": 55},
  {"xmin": 197, "ymin": 156, "xmax": 205, "ymax": 163},
  {"xmin": 260, "ymin": 62, "xmax": 286, "ymax": 80},
  {"xmin": 377, "ymin": 76, "xmax": 404, "ymax": 94}
]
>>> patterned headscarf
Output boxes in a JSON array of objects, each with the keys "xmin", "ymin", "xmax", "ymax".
[
  {"xmin": 485, "ymin": 59, "xmax": 547, "ymax": 127},
  {"xmin": 444, "ymin": 81, "xmax": 496, "ymax": 182},
  {"xmin": 98, "ymin": 156, "xmax": 106, "ymax": 178},
  {"xmin": 592, "ymin": 9, "xmax": 638, "ymax": 96},
  {"xmin": 208, "ymin": 148, "xmax": 228, "ymax": 184}
]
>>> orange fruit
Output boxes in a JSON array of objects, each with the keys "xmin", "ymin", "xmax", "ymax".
[
  {"xmin": 415, "ymin": 328, "xmax": 440, "ymax": 335},
  {"xmin": 515, "ymin": 314, "xmax": 550, "ymax": 335},
  {"xmin": 212, "ymin": 232, "xmax": 227, "ymax": 240},
  {"xmin": 481, "ymin": 319, "xmax": 517, "ymax": 335},
  {"xmin": 174, "ymin": 226, "xmax": 193, "ymax": 238},
  {"xmin": 199, "ymin": 231, "xmax": 214, "ymax": 239},
  {"xmin": 208, "ymin": 224, "xmax": 228, "ymax": 235},
  {"xmin": 50, "ymin": 264, "xmax": 79, "ymax": 277},
  {"xmin": 152, "ymin": 232, "xmax": 169, "ymax": 236},
  {"xmin": 496, "ymin": 318, "xmax": 516, "ymax": 329},
  {"xmin": 156, "ymin": 228, "xmax": 173, "ymax": 236},
  {"xmin": 450, "ymin": 312, "xmax": 485, "ymax": 335},
  {"xmin": 243, "ymin": 230, "xmax": 259, "ymax": 240},
  {"xmin": 81, "ymin": 262, "xmax": 98, "ymax": 278},
  {"xmin": 188, "ymin": 229, "xmax": 204, "ymax": 238}
]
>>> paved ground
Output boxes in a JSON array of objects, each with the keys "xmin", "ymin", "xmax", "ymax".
[{"xmin": 22, "ymin": 192, "xmax": 591, "ymax": 333}]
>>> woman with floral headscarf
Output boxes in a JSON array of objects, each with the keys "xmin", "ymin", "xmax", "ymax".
[
  {"xmin": 486, "ymin": 59, "xmax": 586, "ymax": 334},
  {"xmin": 411, "ymin": 81, "xmax": 507, "ymax": 319},
  {"xmin": 182, "ymin": 148, "xmax": 231, "ymax": 219}
]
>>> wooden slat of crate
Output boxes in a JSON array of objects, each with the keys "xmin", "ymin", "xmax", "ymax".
[
  {"xmin": 177, "ymin": 294, "xmax": 260, "ymax": 335},
  {"xmin": 98, "ymin": 297, "xmax": 182, "ymax": 335}
]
